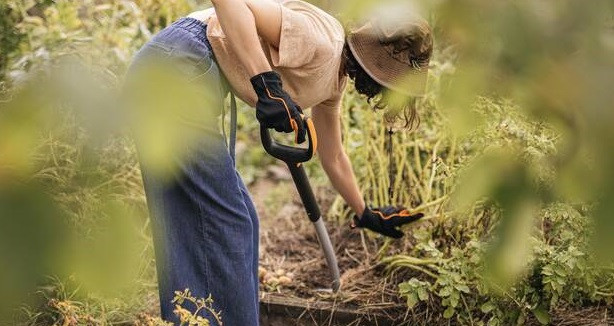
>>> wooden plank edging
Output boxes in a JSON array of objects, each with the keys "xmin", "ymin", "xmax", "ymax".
[{"xmin": 259, "ymin": 294, "xmax": 397, "ymax": 326}]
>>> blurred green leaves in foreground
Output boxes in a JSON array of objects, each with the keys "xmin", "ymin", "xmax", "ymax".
[
  {"xmin": 1, "ymin": 0, "xmax": 614, "ymax": 324},
  {"xmin": 433, "ymin": 0, "xmax": 614, "ymax": 285},
  {"xmin": 1, "ymin": 0, "xmax": 207, "ymax": 323}
]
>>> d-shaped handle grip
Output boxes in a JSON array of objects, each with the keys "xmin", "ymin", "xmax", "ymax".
[{"xmin": 260, "ymin": 116, "xmax": 317, "ymax": 163}]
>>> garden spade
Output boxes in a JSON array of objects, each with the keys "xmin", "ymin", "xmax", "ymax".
[{"xmin": 260, "ymin": 116, "xmax": 341, "ymax": 292}]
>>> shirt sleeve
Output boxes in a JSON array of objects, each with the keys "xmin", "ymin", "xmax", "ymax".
[{"xmin": 268, "ymin": 4, "xmax": 335, "ymax": 69}]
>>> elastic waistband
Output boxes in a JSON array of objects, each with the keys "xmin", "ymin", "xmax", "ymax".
[{"xmin": 171, "ymin": 17, "xmax": 210, "ymax": 47}]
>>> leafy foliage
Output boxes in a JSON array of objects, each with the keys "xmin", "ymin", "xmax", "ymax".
[
  {"xmin": 0, "ymin": 2, "xmax": 23, "ymax": 80},
  {"xmin": 172, "ymin": 289, "xmax": 223, "ymax": 326},
  {"xmin": 370, "ymin": 100, "xmax": 614, "ymax": 324}
]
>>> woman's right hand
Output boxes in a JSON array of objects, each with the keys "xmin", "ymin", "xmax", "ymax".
[
  {"xmin": 352, "ymin": 205, "xmax": 424, "ymax": 239},
  {"xmin": 250, "ymin": 71, "xmax": 306, "ymax": 143}
]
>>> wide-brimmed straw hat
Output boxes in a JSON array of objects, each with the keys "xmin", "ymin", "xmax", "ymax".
[{"xmin": 347, "ymin": 12, "xmax": 433, "ymax": 96}]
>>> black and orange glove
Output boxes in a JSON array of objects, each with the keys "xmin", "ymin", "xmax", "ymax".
[
  {"xmin": 250, "ymin": 71, "xmax": 306, "ymax": 144},
  {"xmin": 351, "ymin": 205, "xmax": 424, "ymax": 239}
]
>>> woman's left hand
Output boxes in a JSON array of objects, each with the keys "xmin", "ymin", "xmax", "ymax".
[{"xmin": 351, "ymin": 205, "xmax": 424, "ymax": 239}]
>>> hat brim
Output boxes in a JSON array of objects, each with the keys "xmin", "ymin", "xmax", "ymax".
[{"xmin": 347, "ymin": 23, "xmax": 429, "ymax": 97}]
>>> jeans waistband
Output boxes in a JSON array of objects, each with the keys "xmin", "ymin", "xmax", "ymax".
[{"xmin": 171, "ymin": 17, "xmax": 211, "ymax": 49}]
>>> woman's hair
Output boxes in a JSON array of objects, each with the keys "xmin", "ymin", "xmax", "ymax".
[
  {"xmin": 342, "ymin": 43, "xmax": 419, "ymax": 129},
  {"xmin": 342, "ymin": 43, "xmax": 383, "ymax": 100}
]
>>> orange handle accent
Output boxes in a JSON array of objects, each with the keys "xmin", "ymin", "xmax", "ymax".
[{"xmin": 305, "ymin": 117, "xmax": 317, "ymax": 155}]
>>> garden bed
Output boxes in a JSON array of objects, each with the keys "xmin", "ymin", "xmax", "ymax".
[{"xmin": 251, "ymin": 171, "xmax": 614, "ymax": 326}]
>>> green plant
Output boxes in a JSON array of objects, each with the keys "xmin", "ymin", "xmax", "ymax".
[
  {"xmin": 172, "ymin": 289, "xmax": 223, "ymax": 326},
  {"xmin": 346, "ymin": 91, "xmax": 614, "ymax": 323},
  {"xmin": 0, "ymin": 2, "xmax": 23, "ymax": 80}
]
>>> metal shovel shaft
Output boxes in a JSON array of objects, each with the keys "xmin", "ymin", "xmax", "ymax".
[
  {"xmin": 313, "ymin": 218, "xmax": 341, "ymax": 292},
  {"xmin": 287, "ymin": 163, "xmax": 341, "ymax": 292}
]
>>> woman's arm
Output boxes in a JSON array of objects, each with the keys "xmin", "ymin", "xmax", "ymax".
[
  {"xmin": 312, "ymin": 105, "xmax": 366, "ymax": 216},
  {"xmin": 210, "ymin": 0, "xmax": 282, "ymax": 76}
]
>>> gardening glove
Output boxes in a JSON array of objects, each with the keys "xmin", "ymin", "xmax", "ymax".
[
  {"xmin": 351, "ymin": 205, "xmax": 424, "ymax": 239},
  {"xmin": 250, "ymin": 71, "xmax": 306, "ymax": 144}
]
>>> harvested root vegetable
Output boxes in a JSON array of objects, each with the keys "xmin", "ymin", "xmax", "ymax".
[
  {"xmin": 278, "ymin": 276, "xmax": 292, "ymax": 285},
  {"xmin": 258, "ymin": 266, "xmax": 267, "ymax": 281}
]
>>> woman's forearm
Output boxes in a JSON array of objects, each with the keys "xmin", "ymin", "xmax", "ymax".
[
  {"xmin": 321, "ymin": 153, "xmax": 366, "ymax": 216},
  {"xmin": 211, "ymin": 0, "xmax": 271, "ymax": 76}
]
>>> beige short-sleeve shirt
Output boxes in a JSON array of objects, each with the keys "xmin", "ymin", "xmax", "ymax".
[{"xmin": 190, "ymin": 0, "xmax": 347, "ymax": 111}]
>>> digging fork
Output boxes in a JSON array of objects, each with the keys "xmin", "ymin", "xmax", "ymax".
[{"xmin": 260, "ymin": 115, "xmax": 341, "ymax": 292}]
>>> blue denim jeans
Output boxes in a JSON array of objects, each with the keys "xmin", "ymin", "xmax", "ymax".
[{"xmin": 127, "ymin": 18, "xmax": 259, "ymax": 325}]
